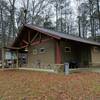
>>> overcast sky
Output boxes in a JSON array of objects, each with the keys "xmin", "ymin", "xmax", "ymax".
[
  {"xmin": 12, "ymin": 0, "xmax": 78, "ymax": 13},
  {"xmin": 71, "ymin": 0, "xmax": 78, "ymax": 14},
  {"xmin": 6, "ymin": 0, "xmax": 78, "ymax": 19}
]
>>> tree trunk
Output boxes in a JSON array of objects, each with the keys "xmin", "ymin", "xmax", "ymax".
[
  {"xmin": 78, "ymin": 16, "xmax": 81, "ymax": 37},
  {"xmin": 1, "ymin": 1, "xmax": 5, "ymax": 68},
  {"xmin": 96, "ymin": 0, "xmax": 100, "ymax": 28}
]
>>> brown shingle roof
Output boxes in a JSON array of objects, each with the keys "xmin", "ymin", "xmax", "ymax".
[
  {"xmin": 24, "ymin": 24, "xmax": 100, "ymax": 46},
  {"xmin": 12, "ymin": 24, "xmax": 100, "ymax": 48}
]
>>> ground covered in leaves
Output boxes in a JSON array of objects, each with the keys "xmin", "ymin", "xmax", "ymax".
[{"xmin": 0, "ymin": 70, "xmax": 100, "ymax": 100}]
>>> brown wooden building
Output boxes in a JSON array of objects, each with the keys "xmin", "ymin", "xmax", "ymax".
[{"xmin": 12, "ymin": 24, "xmax": 100, "ymax": 68}]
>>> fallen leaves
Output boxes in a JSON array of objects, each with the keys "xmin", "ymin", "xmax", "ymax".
[{"xmin": 0, "ymin": 70, "xmax": 99, "ymax": 100}]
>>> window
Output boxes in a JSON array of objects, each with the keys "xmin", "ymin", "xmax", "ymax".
[
  {"xmin": 65, "ymin": 47, "xmax": 71, "ymax": 52},
  {"xmin": 40, "ymin": 48, "xmax": 46, "ymax": 53},
  {"xmin": 33, "ymin": 49, "xmax": 38, "ymax": 55}
]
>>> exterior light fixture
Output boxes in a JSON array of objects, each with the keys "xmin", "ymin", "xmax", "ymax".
[{"xmin": 24, "ymin": 47, "xmax": 28, "ymax": 52}]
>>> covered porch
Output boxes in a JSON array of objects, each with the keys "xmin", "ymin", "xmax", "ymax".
[{"xmin": 60, "ymin": 39, "xmax": 92, "ymax": 68}]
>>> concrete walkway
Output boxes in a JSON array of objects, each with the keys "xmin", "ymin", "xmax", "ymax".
[
  {"xmin": 18, "ymin": 68, "xmax": 55, "ymax": 73},
  {"xmin": 0, "ymin": 67, "xmax": 100, "ymax": 73}
]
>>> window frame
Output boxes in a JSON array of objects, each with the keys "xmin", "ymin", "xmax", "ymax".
[
  {"xmin": 33, "ymin": 48, "xmax": 38, "ymax": 55},
  {"xmin": 39, "ymin": 47, "xmax": 46, "ymax": 54},
  {"xmin": 65, "ymin": 47, "xmax": 71, "ymax": 52}
]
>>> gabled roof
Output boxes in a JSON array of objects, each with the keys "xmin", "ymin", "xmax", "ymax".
[{"xmin": 13, "ymin": 24, "xmax": 100, "ymax": 47}]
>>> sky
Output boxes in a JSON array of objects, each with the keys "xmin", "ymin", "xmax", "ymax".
[
  {"xmin": 5, "ymin": 0, "xmax": 78, "ymax": 14},
  {"xmin": 7, "ymin": 0, "xmax": 78, "ymax": 14},
  {"xmin": 6, "ymin": 0, "xmax": 78, "ymax": 21},
  {"xmin": 71, "ymin": 0, "xmax": 78, "ymax": 14}
]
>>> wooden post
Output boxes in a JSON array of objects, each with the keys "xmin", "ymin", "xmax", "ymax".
[
  {"xmin": 16, "ymin": 50, "xmax": 19, "ymax": 68},
  {"xmin": 56, "ymin": 41, "xmax": 61, "ymax": 64},
  {"xmin": 11, "ymin": 51, "xmax": 13, "ymax": 68},
  {"xmin": 2, "ymin": 47, "xmax": 5, "ymax": 69}
]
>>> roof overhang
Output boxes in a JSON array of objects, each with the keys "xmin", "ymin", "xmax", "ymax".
[{"xmin": 12, "ymin": 24, "xmax": 100, "ymax": 49}]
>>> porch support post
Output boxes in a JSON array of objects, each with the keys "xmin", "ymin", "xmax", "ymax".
[
  {"xmin": 56, "ymin": 41, "xmax": 61, "ymax": 64},
  {"xmin": 16, "ymin": 50, "xmax": 19, "ymax": 68},
  {"xmin": 2, "ymin": 47, "xmax": 5, "ymax": 69}
]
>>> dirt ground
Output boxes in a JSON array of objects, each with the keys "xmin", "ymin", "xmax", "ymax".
[{"xmin": 0, "ymin": 70, "xmax": 100, "ymax": 100}]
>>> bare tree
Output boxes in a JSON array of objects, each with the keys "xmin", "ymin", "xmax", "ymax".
[
  {"xmin": 16, "ymin": 0, "xmax": 52, "ymax": 27},
  {"xmin": 22, "ymin": 0, "xmax": 30, "ymax": 24},
  {"xmin": 8, "ymin": 0, "xmax": 16, "ymax": 41},
  {"xmin": 0, "ymin": 0, "xmax": 4, "ymax": 68}
]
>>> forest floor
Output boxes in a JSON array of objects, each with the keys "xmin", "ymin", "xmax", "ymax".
[{"xmin": 0, "ymin": 70, "xmax": 100, "ymax": 100}]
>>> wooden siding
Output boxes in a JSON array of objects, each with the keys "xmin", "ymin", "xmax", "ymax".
[
  {"xmin": 28, "ymin": 40, "xmax": 55, "ymax": 67},
  {"xmin": 91, "ymin": 47, "xmax": 100, "ymax": 67},
  {"xmin": 60, "ymin": 40, "xmax": 91, "ymax": 67}
]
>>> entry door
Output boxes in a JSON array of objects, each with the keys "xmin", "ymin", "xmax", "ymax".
[
  {"xmin": 80, "ymin": 47, "xmax": 91, "ymax": 67},
  {"xmin": 19, "ymin": 53, "xmax": 28, "ymax": 67}
]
